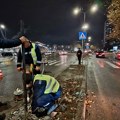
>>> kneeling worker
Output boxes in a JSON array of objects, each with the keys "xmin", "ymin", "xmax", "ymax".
[{"xmin": 32, "ymin": 74, "xmax": 62, "ymax": 117}]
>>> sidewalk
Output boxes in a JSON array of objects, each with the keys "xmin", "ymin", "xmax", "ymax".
[{"xmin": 1, "ymin": 64, "xmax": 86, "ymax": 120}]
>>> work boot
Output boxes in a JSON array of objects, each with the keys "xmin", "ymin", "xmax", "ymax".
[
  {"xmin": 0, "ymin": 113, "xmax": 6, "ymax": 120},
  {"xmin": 0, "ymin": 102, "xmax": 7, "ymax": 107}
]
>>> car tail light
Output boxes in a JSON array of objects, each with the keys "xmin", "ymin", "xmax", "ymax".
[
  {"xmin": 96, "ymin": 53, "xmax": 99, "ymax": 55},
  {"xmin": 117, "ymin": 53, "xmax": 120, "ymax": 56}
]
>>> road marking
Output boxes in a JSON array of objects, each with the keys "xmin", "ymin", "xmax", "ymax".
[
  {"xmin": 55, "ymin": 62, "xmax": 64, "ymax": 66},
  {"xmin": 48, "ymin": 60, "xmax": 56, "ymax": 63},
  {"xmin": 49, "ymin": 61, "xmax": 60, "ymax": 65},
  {"xmin": 105, "ymin": 61, "xmax": 120, "ymax": 68}
]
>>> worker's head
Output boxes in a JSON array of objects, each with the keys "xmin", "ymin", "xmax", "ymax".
[{"xmin": 20, "ymin": 36, "xmax": 31, "ymax": 48}]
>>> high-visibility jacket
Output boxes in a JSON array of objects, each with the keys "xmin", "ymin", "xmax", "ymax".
[
  {"xmin": 31, "ymin": 43, "xmax": 37, "ymax": 65},
  {"xmin": 17, "ymin": 42, "xmax": 42, "ymax": 68},
  {"xmin": 33, "ymin": 74, "xmax": 60, "ymax": 94}
]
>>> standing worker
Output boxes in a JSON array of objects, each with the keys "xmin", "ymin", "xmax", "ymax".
[
  {"xmin": 76, "ymin": 48, "xmax": 82, "ymax": 65},
  {"xmin": 17, "ymin": 36, "xmax": 42, "ymax": 99},
  {"xmin": 0, "ymin": 36, "xmax": 28, "ymax": 120}
]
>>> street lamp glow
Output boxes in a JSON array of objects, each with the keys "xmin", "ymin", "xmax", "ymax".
[
  {"xmin": 82, "ymin": 23, "xmax": 89, "ymax": 30},
  {"xmin": 88, "ymin": 36, "xmax": 92, "ymax": 41},
  {"xmin": 73, "ymin": 7, "xmax": 81, "ymax": 15},
  {"xmin": 0, "ymin": 24, "xmax": 6, "ymax": 29},
  {"xmin": 90, "ymin": 4, "xmax": 98, "ymax": 13}
]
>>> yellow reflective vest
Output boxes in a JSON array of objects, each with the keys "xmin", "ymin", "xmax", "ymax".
[
  {"xmin": 31, "ymin": 43, "xmax": 37, "ymax": 65},
  {"xmin": 33, "ymin": 74, "xmax": 60, "ymax": 94}
]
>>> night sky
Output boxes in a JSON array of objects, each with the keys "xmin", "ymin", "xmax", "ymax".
[{"xmin": 0, "ymin": 0, "xmax": 107, "ymax": 46}]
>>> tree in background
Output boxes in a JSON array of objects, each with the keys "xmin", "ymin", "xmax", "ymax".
[{"xmin": 107, "ymin": 0, "xmax": 120, "ymax": 40}]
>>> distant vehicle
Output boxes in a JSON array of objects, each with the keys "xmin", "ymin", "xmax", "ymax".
[
  {"xmin": 59, "ymin": 50, "xmax": 68, "ymax": 55},
  {"xmin": 1, "ymin": 51, "xmax": 13, "ymax": 57},
  {"xmin": 114, "ymin": 51, "xmax": 120, "ymax": 60},
  {"xmin": 96, "ymin": 50, "xmax": 105, "ymax": 58},
  {"xmin": 44, "ymin": 51, "xmax": 52, "ymax": 55}
]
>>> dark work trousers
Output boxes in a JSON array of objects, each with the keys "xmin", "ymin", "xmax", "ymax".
[{"xmin": 78, "ymin": 56, "xmax": 81, "ymax": 64}]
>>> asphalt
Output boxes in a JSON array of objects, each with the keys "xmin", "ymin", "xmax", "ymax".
[{"xmin": 0, "ymin": 59, "xmax": 87, "ymax": 120}]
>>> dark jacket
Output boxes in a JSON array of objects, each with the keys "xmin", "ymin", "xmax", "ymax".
[
  {"xmin": 0, "ymin": 38, "xmax": 21, "ymax": 48},
  {"xmin": 17, "ymin": 43, "xmax": 42, "ymax": 67},
  {"xmin": 77, "ymin": 49, "xmax": 82, "ymax": 57}
]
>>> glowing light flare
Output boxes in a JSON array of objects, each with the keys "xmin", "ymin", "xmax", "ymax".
[
  {"xmin": 82, "ymin": 23, "xmax": 89, "ymax": 30},
  {"xmin": 73, "ymin": 7, "xmax": 81, "ymax": 15},
  {"xmin": 60, "ymin": 55, "xmax": 68, "ymax": 64},
  {"xmin": 0, "ymin": 24, "xmax": 6, "ymax": 29},
  {"xmin": 90, "ymin": 4, "xmax": 98, "ymax": 13}
]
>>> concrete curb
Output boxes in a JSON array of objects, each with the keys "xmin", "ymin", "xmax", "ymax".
[{"xmin": 81, "ymin": 64, "xmax": 87, "ymax": 120}]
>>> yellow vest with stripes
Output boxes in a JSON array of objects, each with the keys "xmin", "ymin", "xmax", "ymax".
[
  {"xmin": 33, "ymin": 74, "xmax": 60, "ymax": 94},
  {"xmin": 31, "ymin": 43, "xmax": 37, "ymax": 65}
]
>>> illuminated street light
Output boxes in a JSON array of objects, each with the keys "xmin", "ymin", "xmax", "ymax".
[
  {"xmin": 73, "ymin": 7, "xmax": 81, "ymax": 15},
  {"xmin": 82, "ymin": 23, "xmax": 89, "ymax": 30},
  {"xmin": 90, "ymin": 4, "xmax": 98, "ymax": 13},
  {"xmin": 0, "ymin": 24, "xmax": 6, "ymax": 39},
  {"xmin": 88, "ymin": 36, "xmax": 92, "ymax": 41},
  {"xmin": 0, "ymin": 24, "xmax": 6, "ymax": 29}
]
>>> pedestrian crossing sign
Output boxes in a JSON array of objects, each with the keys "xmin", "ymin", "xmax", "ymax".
[{"xmin": 79, "ymin": 32, "xmax": 87, "ymax": 40}]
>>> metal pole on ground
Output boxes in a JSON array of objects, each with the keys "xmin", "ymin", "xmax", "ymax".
[
  {"xmin": 20, "ymin": 20, "xmax": 28, "ymax": 119},
  {"xmin": 82, "ymin": 39, "xmax": 84, "ymax": 64}
]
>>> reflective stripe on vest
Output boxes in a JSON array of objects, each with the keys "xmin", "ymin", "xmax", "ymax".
[
  {"xmin": 33, "ymin": 74, "xmax": 60, "ymax": 94},
  {"xmin": 31, "ymin": 43, "xmax": 37, "ymax": 65},
  {"xmin": 20, "ymin": 43, "xmax": 37, "ymax": 65}
]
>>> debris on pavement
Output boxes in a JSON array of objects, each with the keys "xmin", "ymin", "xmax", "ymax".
[{"xmin": 2, "ymin": 65, "xmax": 85, "ymax": 120}]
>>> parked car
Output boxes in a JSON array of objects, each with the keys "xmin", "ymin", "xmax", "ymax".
[
  {"xmin": 96, "ymin": 50, "xmax": 105, "ymax": 58},
  {"xmin": 114, "ymin": 51, "xmax": 120, "ymax": 60}
]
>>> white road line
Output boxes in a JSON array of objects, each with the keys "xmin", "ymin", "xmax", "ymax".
[
  {"xmin": 55, "ymin": 62, "xmax": 64, "ymax": 66},
  {"xmin": 48, "ymin": 60, "xmax": 56, "ymax": 63},
  {"xmin": 49, "ymin": 61, "xmax": 60, "ymax": 65},
  {"xmin": 106, "ymin": 61, "xmax": 120, "ymax": 68}
]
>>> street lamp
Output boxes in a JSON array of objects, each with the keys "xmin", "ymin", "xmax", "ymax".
[
  {"xmin": 0, "ymin": 24, "xmax": 6, "ymax": 39},
  {"xmin": 88, "ymin": 36, "xmax": 92, "ymax": 42},
  {"xmin": 0, "ymin": 24, "xmax": 5, "ymax": 29},
  {"xmin": 90, "ymin": 4, "xmax": 98, "ymax": 13},
  {"xmin": 73, "ymin": 7, "xmax": 81, "ymax": 15},
  {"xmin": 82, "ymin": 23, "xmax": 89, "ymax": 30}
]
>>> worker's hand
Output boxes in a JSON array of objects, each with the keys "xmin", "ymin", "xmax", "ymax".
[
  {"xmin": 19, "ymin": 36, "xmax": 27, "ymax": 43},
  {"xmin": 17, "ymin": 67, "xmax": 22, "ymax": 71},
  {"xmin": 35, "ymin": 66, "xmax": 40, "ymax": 71}
]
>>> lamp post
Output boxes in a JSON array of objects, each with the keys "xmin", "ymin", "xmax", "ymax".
[
  {"xmin": 0, "ymin": 24, "xmax": 6, "ymax": 39},
  {"xmin": 73, "ymin": 4, "xmax": 98, "ymax": 58}
]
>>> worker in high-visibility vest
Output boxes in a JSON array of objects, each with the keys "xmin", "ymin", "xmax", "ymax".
[
  {"xmin": 31, "ymin": 74, "xmax": 62, "ymax": 117},
  {"xmin": 17, "ymin": 36, "xmax": 42, "ymax": 74},
  {"xmin": 17, "ymin": 36, "xmax": 42, "ymax": 98},
  {"xmin": 0, "ymin": 36, "xmax": 28, "ymax": 120}
]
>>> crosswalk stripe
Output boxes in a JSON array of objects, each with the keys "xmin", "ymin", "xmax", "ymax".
[
  {"xmin": 106, "ymin": 61, "xmax": 120, "ymax": 68},
  {"xmin": 49, "ymin": 61, "xmax": 60, "ymax": 65},
  {"xmin": 55, "ymin": 62, "xmax": 64, "ymax": 66},
  {"xmin": 48, "ymin": 60, "xmax": 56, "ymax": 63}
]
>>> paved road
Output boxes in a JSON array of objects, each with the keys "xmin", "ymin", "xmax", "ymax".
[
  {"xmin": 86, "ymin": 55, "xmax": 120, "ymax": 120},
  {"xmin": 0, "ymin": 53, "xmax": 77, "ymax": 101}
]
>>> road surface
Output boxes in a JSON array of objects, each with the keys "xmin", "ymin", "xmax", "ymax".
[
  {"xmin": 86, "ymin": 55, "xmax": 120, "ymax": 120},
  {"xmin": 0, "ymin": 53, "xmax": 77, "ymax": 101}
]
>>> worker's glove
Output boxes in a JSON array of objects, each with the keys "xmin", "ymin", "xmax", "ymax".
[
  {"xmin": 17, "ymin": 67, "xmax": 22, "ymax": 71},
  {"xmin": 35, "ymin": 66, "xmax": 40, "ymax": 71}
]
